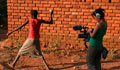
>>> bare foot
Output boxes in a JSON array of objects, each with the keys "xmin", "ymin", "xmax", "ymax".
[{"xmin": 8, "ymin": 63, "xmax": 14, "ymax": 69}]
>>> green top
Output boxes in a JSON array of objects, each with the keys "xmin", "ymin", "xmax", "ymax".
[{"xmin": 89, "ymin": 25, "xmax": 107, "ymax": 47}]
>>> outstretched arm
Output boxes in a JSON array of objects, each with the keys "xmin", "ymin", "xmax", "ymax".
[
  {"xmin": 41, "ymin": 10, "xmax": 53, "ymax": 24},
  {"xmin": 7, "ymin": 19, "xmax": 29, "ymax": 36}
]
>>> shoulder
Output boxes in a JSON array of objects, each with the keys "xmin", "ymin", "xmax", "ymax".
[
  {"xmin": 96, "ymin": 22, "xmax": 101, "ymax": 28},
  {"xmin": 28, "ymin": 18, "xmax": 33, "ymax": 21},
  {"xmin": 99, "ymin": 22, "xmax": 107, "ymax": 28}
]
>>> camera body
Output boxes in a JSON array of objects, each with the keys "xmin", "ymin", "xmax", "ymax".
[
  {"xmin": 73, "ymin": 25, "xmax": 93, "ymax": 42},
  {"xmin": 73, "ymin": 25, "xmax": 94, "ymax": 48}
]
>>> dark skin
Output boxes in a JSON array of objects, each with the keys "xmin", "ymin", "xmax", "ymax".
[
  {"xmin": 7, "ymin": 10, "xmax": 53, "ymax": 36},
  {"xmin": 7, "ymin": 10, "xmax": 53, "ymax": 70},
  {"xmin": 87, "ymin": 16, "xmax": 107, "ymax": 38}
]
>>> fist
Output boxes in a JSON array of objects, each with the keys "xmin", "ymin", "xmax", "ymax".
[
  {"xmin": 87, "ymin": 30, "xmax": 90, "ymax": 34},
  {"xmin": 7, "ymin": 31, "xmax": 13, "ymax": 36},
  {"xmin": 49, "ymin": 10, "xmax": 53, "ymax": 15}
]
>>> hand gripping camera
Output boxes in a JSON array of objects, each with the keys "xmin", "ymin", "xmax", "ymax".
[{"xmin": 73, "ymin": 25, "xmax": 94, "ymax": 48}]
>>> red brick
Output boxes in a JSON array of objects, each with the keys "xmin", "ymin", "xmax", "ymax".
[
  {"xmin": 43, "ymin": 4, "xmax": 50, "ymax": 7},
  {"xmin": 28, "ymin": 4, "xmax": 35, "ymax": 7},
  {"xmin": 91, "ymin": 3, "xmax": 98, "ymax": 6},
  {"xmin": 32, "ymin": 7, "xmax": 39, "ymax": 10},
  {"xmin": 116, "ymin": 14, "xmax": 120, "ymax": 17},
  {"xmin": 101, "ymin": 6, "xmax": 108, "ymax": 9},
  {"xmin": 25, "ymin": 0, "xmax": 33, "ymax": 3},
  {"xmin": 42, "ymin": 30, "xmax": 49, "ymax": 32},
  {"xmin": 112, "ymin": 0, "xmax": 119, "ymax": 2},
  {"xmin": 25, "ymin": 7, "xmax": 32, "ymax": 10},
  {"xmin": 65, "ymin": 12, "xmax": 71, "ymax": 15},
  {"xmin": 112, "ymin": 23, "xmax": 119, "ymax": 26},
  {"xmin": 18, "ymin": 7, "xmax": 25, "ymax": 10},
  {"xmin": 113, "ymin": 10, "xmax": 120, "ymax": 13},
  {"xmin": 13, "ymin": 16, "xmax": 21, "ymax": 19},
  {"xmin": 51, "ymin": 4, "xmax": 57, "ymax": 7},
  {"xmin": 64, "ymin": 25, "xmax": 69, "ymax": 28},
  {"xmin": 63, "ymin": 2, "xmax": 71, "ymax": 4},
  {"xmin": 55, "ymin": 21, "xmax": 61, "ymax": 24},
  {"xmin": 18, "ymin": 0, "xmax": 25, "ymax": 4},
  {"xmin": 47, "ymin": 27, "xmax": 53, "ymax": 30},
  {"xmin": 81, "ymin": 16, "xmax": 88, "ymax": 19},
  {"xmin": 108, "ymin": 13, "xmax": 115, "ymax": 17},
  {"xmin": 109, "ymin": 6, "xmax": 116, "ymax": 9},
  {"xmin": 114, "ymin": 3, "xmax": 120, "ymax": 6},
  {"xmin": 107, "ymin": 27, "xmax": 115, "ymax": 30},
  {"xmin": 19, "ymin": 19, "xmax": 26, "ymax": 22},
  {"xmin": 70, "ymin": 31, "xmax": 78, "ymax": 34},
  {"xmin": 64, "ymin": 18, "xmax": 71, "ymax": 22},
  {"xmin": 50, "ymin": 30, "xmax": 57, "ymax": 33},
  {"xmin": 111, "ymin": 30, "xmax": 119, "ymax": 34},
  {"xmin": 39, "ymin": 8, "xmax": 46, "ymax": 11},
  {"xmin": 41, "ymin": 1, "xmax": 48, "ymax": 4},
  {"xmin": 12, "ymin": 19, "xmax": 19, "ymax": 22},
  {"xmin": 57, "ymin": 25, "xmax": 63, "ymax": 27},
  {"xmin": 69, "ymin": 15, "xmax": 77, "ymax": 18},
  {"xmin": 73, "ymin": 5, "xmax": 80, "ymax": 8},
  {"xmin": 57, "ymin": 30, "xmax": 63, "ymax": 33},
  {"xmin": 65, "ymin": 5, "xmax": 72, "ymax": 8},
  {"xmin": 13, "ymin": 4, "xmax": 20, "ymax": 6},
  {"xmin": 94, "ymin": 0, "xmax": 102, "ymax": 2},
  {"xmin": 62, "ymin": 8, "xmax": 69, "ymax": 11},
  {"xmin": 99, "ymin": 3, "xmax": 106, "ymax": 5},
  {"xmin": 69, "ymin": 22, "xmax": 76, "ymax": 25},
  {"xmin": 86, "ymin": 0, "xmax": 93, "ymax": 2},
  {"xmin": 8, "ymin": 16, "xmax": 13, "ymax": 19},
  {"xmin": 64, "ymin": 31, "xmax": 70, "ymax": 34},
  {"xmin": 11, "ymin": 0, "xmax": 17, "ymax": 3},
  {"xmin": 33, "ymin": 1, "xmax": 40, "ymax": 4},
  {"xmin": 12, "ymin": 13, "xmax": 18, "ymax": 16},
  {"xmin": 72, "ymin": 19, "xmax": 79, "ymax": 22},
  {"xmin": 54, "ymin": 8, "xmax": 61, "ymax": 11},
  {"xmin": 12, "ymin": 7, "xmax": 18, "ymax": 10},
  {"xmin": 49, "ymin": 1, "xmax": 55, "ymax": 4},
  {"xmin": 106, "ymin": 10, "xmax": 113, "ymax": 13},
  {"xmin": 54, "ymin": 28, "xmax": 60, "ymax": 30},
  {"xmin": 14, "ymin": 10, "xmax": 20, "ymax": 13},
  {"xmin": 70, "ymin": 9, "xmax": 77, "ymax": 12}
]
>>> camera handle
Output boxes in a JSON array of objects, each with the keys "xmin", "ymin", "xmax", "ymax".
[{"xmin": 84, "ymin": 41, "xmax": 88, "ymax": 49}]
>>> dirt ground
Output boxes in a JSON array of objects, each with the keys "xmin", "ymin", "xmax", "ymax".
[
  {"xmin": 0, "ymin": 29, "xmax": 120, "ymax": 70},
  {"xmin": 0, "ymin": 39, "xmax": 120, "ymax": 70}
]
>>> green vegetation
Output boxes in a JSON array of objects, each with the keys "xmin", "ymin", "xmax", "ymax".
[{"xmin": 108, "ymin": 47, "xmax": 119, "ymax": 59}]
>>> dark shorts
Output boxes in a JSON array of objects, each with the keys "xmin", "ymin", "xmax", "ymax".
[{"xmin": 86, "ymin": 46, "xmax": 102, "ymax": 70}]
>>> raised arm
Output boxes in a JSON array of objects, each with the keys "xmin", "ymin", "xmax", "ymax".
[
  {"xmin": 41, "ymin": 10, "xmax": 53, "ymax": 24},
  {"xmin": 7, "ymin": 19, "xmax": 29, "ymax": 36}
]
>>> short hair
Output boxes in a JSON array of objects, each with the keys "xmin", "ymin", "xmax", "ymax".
[
  {"xmin": 92, "ymin": 8, "xmax": 105, "ymax": 19},
  {"xmin": 31, "ymin": 10, "xmax": 38, "ymax": 16}
]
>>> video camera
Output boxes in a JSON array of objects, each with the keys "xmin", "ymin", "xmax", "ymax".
[{"xmin": 73, "ymin": 25, "xmax": 94, "ymax": 48}]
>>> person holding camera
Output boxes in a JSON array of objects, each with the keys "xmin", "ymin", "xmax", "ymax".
[
  {"xmin": 86, "ymin": 8, "xmax": 107, "ymax": 70},
  {"xmin": 7, "ymin": 10, "xmax": 53, "ymax": 70}
]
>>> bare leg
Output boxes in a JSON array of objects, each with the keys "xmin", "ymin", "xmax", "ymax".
[
  {"xmin": 11, "ymin": 54, "xmax": 21, "ymax": 67},
  {"xmin": 35, "ymin": 39, "xmax": 50, "ymax": 70},
  {"xmin": 41, "ymin": 55, "xmax": 50, "ymax": 70}
]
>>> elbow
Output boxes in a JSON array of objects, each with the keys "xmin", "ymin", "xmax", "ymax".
[
  {"xmin": 90, "ymin": 34, "xmax": 95, "ymax": 38},
  {"xmin": 91, "ymin": 36, "xmax": 94, "ymax": 38},
  {"xmin": 50, "ymin": 21, "xmax": 53, "ymax": 24}
]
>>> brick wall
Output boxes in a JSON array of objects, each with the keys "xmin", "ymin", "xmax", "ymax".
[{"xmin": 7, "ymin": 0, "xmax": 120, "ymax": 48}]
